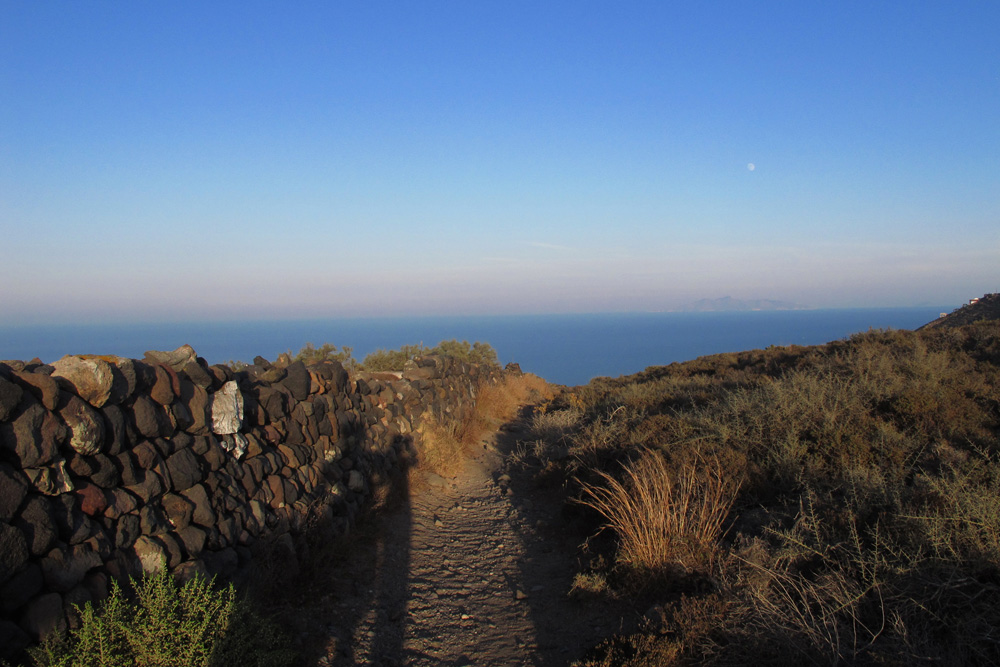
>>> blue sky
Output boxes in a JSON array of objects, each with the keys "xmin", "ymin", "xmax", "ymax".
[{"xmin": 2, "ymin": 2, "xmax": 998, "ymax": 323}]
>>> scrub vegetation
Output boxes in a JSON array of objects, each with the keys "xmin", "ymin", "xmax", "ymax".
[
  {"xmin": 514, "ymin": 320, "xmax": 1000, "ymax": 665},
  {"xmin": 21, "ymin": 568, "xmax": 295, "ymax": 667},
  {"xmin": 416, "ymin": 371, "xmax": 552, "ymax": 477},
  {"xmin": 289, "ymin": 339, "xmax": 499, "ymax": 372}
]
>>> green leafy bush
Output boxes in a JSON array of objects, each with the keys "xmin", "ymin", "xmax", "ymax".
[
  {"xmin": 360, "ymin": 339, "xmax": 498, "ymax": 371},
  {"xmin": 284, "ymin": 339, "xmax": 499, "ymax": 372},
  {"xmin": 291, "ymin": 342, "xmax": 356, "ymax": 368},
  {"xmin": 27, "ymin": 568, "xmax": 296, "ymax": 667}
]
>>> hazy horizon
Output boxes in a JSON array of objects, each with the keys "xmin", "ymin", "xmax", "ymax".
[{"xmin": 3, "ymin": 3, "xmax": 997, "ymax": 324}]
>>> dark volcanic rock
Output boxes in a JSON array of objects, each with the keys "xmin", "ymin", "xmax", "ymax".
[
  {"xmin": 12, "ymin": 372, "xmax": 59, "ymax": 411},
  {"xmin": 0, "ymin": 376, "xmax": 23, "ymax": 422},
  {"xmin": 1, "ymin": 402, "xmax": 61, "ymax": 468},
  {"xmin": 14, "ymin": 496, "xmax": 57, "ymax": 556},
  {"xmin": 0, "ymin": 522, "xmax": 29, "ymax": 584},
  {"xmin": 281, "ymin": 361, "xmax": 311, "ymax": 401},
  {"xmin": 165, "ymin": 448, "xmax": 202, "ymax": 492},
  {"xmin": 0, "ymin": 464, "xmax": 29, "ymax": 521}
]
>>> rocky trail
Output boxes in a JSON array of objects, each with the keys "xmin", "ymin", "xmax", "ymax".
[{"xmin": 284, "ymin": 405, "xmax": 637, "ymax": 667}]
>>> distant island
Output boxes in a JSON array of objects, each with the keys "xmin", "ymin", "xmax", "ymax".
[{"xmin": 678, "ymin": 296, "xmax": 808, "ymax": 312}]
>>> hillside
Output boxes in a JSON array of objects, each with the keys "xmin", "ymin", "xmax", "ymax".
[
  {"xmin": 507, "ymin": 318, "xmax": 1000, "ymax": 665},
  {"xmin": 919, "ymin": 292, "xmax": 1000, "ymax": 329}
]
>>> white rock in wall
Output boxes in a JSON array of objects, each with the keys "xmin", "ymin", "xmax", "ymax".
[{"xmin": 210, "ymin": 381, "xmax": 244, "ymax": 435}]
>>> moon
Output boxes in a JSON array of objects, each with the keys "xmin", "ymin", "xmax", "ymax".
[{"xmin": 747, "ymin": 163, "xmax": 755, "ymax": 171}]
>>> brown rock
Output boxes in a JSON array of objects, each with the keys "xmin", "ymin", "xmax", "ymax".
[
  {"xmin": 171, "ymin": 401, "xmax": 193, "ymax": 431},
  {"xmin": 181, "ymin": 359, "xmax": 213, "ymax": 389},
  {"xmin": 171, "ymin": 559, "xmax": 208, "ymax": 584},
  {"xmin": 139, "ymin": 504, "xmax": 170, "ymax": 536},
  {"xmin": 50, "ymin": 355, "xmax": 115, "ymax": 408},
  {"xmin": 0, "ymin": 375, "xmax": 23, "ymax": 421},
  {"xmin": 86, "ymin": 453, "xmax": 120, "ymax": 488},
  {"xmin": 39, "ymin": 543, "xmax": 102, "ymax": 592},
  {"xmin": 115, "ymin": 451, "xmax": 142, "ymax": 486},
  {"xmin": 132, "ymin": 440, "xmax": 161, "ymax": 470},
  {"xmin": 150, "ymin": 364, "xmax": 177, "ymax": 405},
  {"xmin": 12, "ymin": 371, "xmax": 60, "ymax": 410},
  {"xmin": 161, "ymin": 493, "xmax": 194, "ymax": 530},
  {"xmin": 105, "ymin": 357, "xmax": 138, "ymax": 405},
  {"xmin": 280, "ymin": 360, "xmax": 311, "ymax": 401},
  {"xmin": 202, "ymin": 438, "xmax": 226, "ymax": 471},
  {"xmin": 266, "ymin": 475, "xmax": 286, "ymax": 508},
  {"xmin": 158, "ymin": 532, "xmax": 184, "ymax": 568},
  {"xmin": 0, "ymin": 562, "xmax": 43, "ymax": 613},
  {"xmin": 257, "ymin": 386, "xmax": 288, "ymax": 421},
  {"xmin": 63, "ymin": 585, "xmax": 93, "ymax": 631},
  {"xmin": 181, "ymin": 384, "xmax": 211, "ymax": 434},
  {"xmin": 18, "ymin": 592, "xmax": 66, "ymax": 641},
  {"xmin": 57, "ymin": 393, "xmax": 105, "ymax": 456},
  {"xmin": 103, "ymin": 488, "xmax": 139, "ymax": 520},
  {"xmin": 82, "ymin": 570, "xmax": 109, "ymax": 603},
  {"xmin": 51, "ymin": 494, "xmax": 93, "ymax": 544},
  {"xmin": 165, "ymin": 448, "xmax": 203, "ymax": 492},
  {"xmin": 99, "ymin": 404, "xmax": 131, "ymax": 456},
  {"xmin": 130, "ymin": 395, "xmax": 168, "ymax": 439},
  {"xmin": 179, "ymin": 484, "xmax": 216, "ymax": 527},
  {"xmin": 113, "ymin": 513, "xmax": 141, "ymax": 549},
  {"xmin": 175, "ymin": 525, "xmax": 206, "ymax": 558},
  {"xmin": 125, "ymin": 470, "xmax": 166, "ymax": 504},
  {"xmin": 0, "ymin": 464, "xmax": 29, "ymax": 521},
  {"xmin": 244, "ymin": 433, "xmax": 265, "ymax": 459},
  {"xmin": 14, "ymin": 496, "xmax": 57, "ymax": 556},
  {"xmin": 0, "ymin": 522, "xmax": 29, "ymax": 584},
  {"xmin": 74, "ymin": 482, "xmax": 108, "ymax": 517},
  {"xmin": 0, "ymin": 401, "xmax": 60, "ymax": 468}
]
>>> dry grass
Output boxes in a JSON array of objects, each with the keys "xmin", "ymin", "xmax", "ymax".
[
  {"xmin": 578, "ymin": 451, "xmax": 741, "ymax": 577},
  {"xmin": 416, "ymin": 372, "xmax": 553, "ymax": 476}
]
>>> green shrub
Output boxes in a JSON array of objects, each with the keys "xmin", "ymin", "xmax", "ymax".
[
  {"xmin": 291, "ymin": 342, "xmax": 356, "ymax": 368},
  {"xmin": 360, "ymin": 339, "xmax": 499, "ymax": 372},
  {"xmin": 360, "ymin": 343, "xmax": 431, "ymax": 372},
  {"xmin": 284, "ymin": 339, "xmax": 500, "ymax": 372},
  {"xmin": 28, "ymin": 568, "xmax": 296, "ymax": 667}
]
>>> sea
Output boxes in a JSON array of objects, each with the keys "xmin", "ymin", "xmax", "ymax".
[{"xmin": 0, "ymin": 307, "xmax": 950, "ymax": 387}]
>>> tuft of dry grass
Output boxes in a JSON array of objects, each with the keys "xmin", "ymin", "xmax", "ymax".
[
  {"xmin": 578, "ymin": 451, "xmax": 741, "ymax": 577},
  {"xmin": 417, "ymin": 372, "xmax": 553, "ymax": 476}
]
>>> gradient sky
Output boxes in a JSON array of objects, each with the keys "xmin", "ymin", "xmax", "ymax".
[{"xmin": 2, "ymin": 2, "xmax": 998, "ymax": 324}]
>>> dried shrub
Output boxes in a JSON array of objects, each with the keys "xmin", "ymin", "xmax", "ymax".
[{"xmin": 578, "ymin": 452, "xmax": 740, "ymax": 577}]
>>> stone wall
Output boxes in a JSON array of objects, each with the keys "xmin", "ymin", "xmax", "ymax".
[{"xmin": 0, "ymin": 345, "xmax": 501, "ymax": 656}]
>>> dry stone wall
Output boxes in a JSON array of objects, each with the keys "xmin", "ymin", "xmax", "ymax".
[{"xmin": 0, "ymin": 345, "xmax": 501, "ymax": 656}]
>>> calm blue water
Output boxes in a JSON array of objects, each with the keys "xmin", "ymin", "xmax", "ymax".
[{"xmin": 0, "ymin": 308, "xmax": 949, "ymax": 386}]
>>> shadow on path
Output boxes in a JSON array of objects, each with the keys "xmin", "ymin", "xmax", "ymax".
[{"xmin": 291, "ymin": 405, "xmax": 638, "ymax": 666}]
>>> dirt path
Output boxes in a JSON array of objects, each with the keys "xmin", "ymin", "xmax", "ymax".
[{"xmin": 295, "ymin": 407, "xmax": 636, "ymax": 667}]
